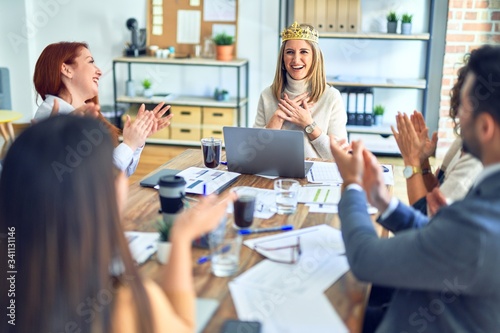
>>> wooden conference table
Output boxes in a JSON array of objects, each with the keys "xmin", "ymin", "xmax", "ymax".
[{"xmin": 122, "ymin": 149, "xmax": 388, "ymax": 333}]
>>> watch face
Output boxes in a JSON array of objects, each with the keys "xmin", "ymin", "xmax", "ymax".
[
  {"xmin": 403, "ymin": 166, "xmax": 413, "ymax": 179},
  {"xmin": 305, "ymin": 125, "xmax": 313, "ymax": 134}
]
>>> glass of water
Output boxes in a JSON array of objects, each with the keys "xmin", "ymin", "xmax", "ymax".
[
  {"xmin": 274, "ymin": 179, "xmax": 300, "ymax": 214},
  {"xmin": 208, "ymin": 225, "xmax": 242, "ymax": 277}
]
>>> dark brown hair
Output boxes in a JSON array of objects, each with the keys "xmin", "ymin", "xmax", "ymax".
[
  {"xmin": 449, "ymin": 54, "xmax": 470, "ymax": 134},
  {"xmin": 0, "ymin": 116, "xmax": 152, "ymax": 333},
  {"xmin": 33, "ymin": 42, "xmax": 121, "ymax": 145},
  {"xmin": 467, "ymin": 45, "xmax": 500, "ymax": 125}
]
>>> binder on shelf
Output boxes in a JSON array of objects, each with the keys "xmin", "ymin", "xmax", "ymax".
[
  {"xmin": 347, "ymin": 0, "xmax": 361, "ymax": 33},
  {"xmin": 341, "ymin": 92, "xmax": 349, "ymax": 109},
  {"xmin": 326, "ymin": 0, "xmax": 338, "ymax": 32},
  {"xmin": 364, "ymin": 92, "xmax": 374, "ymax": 126},
  {"xmin": 294, "ymin": 0, "xmax": 306, "ymax": 25},
  {"xmin": 337, "ymin": 0, "xmax": 349, "ymax": 33},
  {"xmin": 304, "ymin": 0, "xmax": 317, "ymax": 26},
  {"xmin": 315, "ymin": 0, "xmax": 327, "ymax": 32},
  {"xmin": 347, "ymin": 92, "xmax": 357, "ymax": 125},
  {"xmin": 355, "ymin": 92, "xmax": 365, "ymax": 126}
]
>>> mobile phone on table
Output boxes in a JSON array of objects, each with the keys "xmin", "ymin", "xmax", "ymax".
[{"xmin": 220, "ymin": 319, "xmax": 262, "ymax": 333}]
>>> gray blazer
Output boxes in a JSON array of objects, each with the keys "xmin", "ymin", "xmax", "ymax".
[{"xmin": 338, "ymin": 171, "xmax": 500, "ymax": 332}]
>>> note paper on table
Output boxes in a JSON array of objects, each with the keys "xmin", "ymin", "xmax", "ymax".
[
  {"xmin": 229, "ymin": 225, "xmax": 349, "ymax": 333},
  {"xmin": 298, "ymin": 185, "xmax": 341, "ymax": 205}
]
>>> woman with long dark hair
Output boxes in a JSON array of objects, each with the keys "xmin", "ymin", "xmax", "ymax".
[{"xmin": 0, "ymin": 115, "xmax": 229, "ymax": 333}]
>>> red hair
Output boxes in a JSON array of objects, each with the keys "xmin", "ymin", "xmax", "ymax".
[{"xmin": 33, "ymin": 42, "xmax": 121, "ymax": 145}]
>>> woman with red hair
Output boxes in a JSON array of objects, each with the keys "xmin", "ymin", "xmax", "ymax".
[{"xmin": 33, "ymin": 42, "xmax": 172, "ymax": 176}]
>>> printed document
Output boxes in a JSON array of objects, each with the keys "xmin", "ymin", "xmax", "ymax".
[
  {"xmin": 229, "ymin": 225, "xmax": 350, "ymax": 332},
  {"xmin": 307, "ymin": 161, "xmax": 394, "ymax": 185},
  {"xmin": 176, "ymin": 167, "xmax": 240, "ymax": 195}
]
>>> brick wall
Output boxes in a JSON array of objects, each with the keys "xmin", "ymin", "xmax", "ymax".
[{"xmin": 436, "ymin": 0, "xmax": 500, "ymax": 159}]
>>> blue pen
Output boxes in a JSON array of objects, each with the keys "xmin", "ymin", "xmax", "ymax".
[
  {"xmin": 238, "ymin": 225, "xmax": 294, "ymax": 235},
  {"xmin": 202, "ymin": 183, "xmax": 207, "ymax": 196},
  {"xmin": 220, "ymin": 161, "xmax": 228, "ymax": 165},
  {"xmin": 196, "ymin": 244, "xmax": 231, "ymax": 264}
]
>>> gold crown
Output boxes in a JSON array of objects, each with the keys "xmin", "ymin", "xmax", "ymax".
[{"xmin": 281, "ymin": 22, "xmax": 319, "ymax": 43}]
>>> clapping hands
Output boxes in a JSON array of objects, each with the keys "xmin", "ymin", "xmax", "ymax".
[
  {"xmin": 122, "ymin": 102, "xmax": 173, "ymax": 151},
  {"xmin": 391, "ymin": 111, "xmax": 437, "ymax": 166},
  {"xmin": 329, "ymin": 137, "xmax": 391, "ymax": 212}
]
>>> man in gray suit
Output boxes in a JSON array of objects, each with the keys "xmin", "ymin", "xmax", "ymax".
[{"xmin": 331, "ymin": 44, "xmax": 500, "ymax": 333}]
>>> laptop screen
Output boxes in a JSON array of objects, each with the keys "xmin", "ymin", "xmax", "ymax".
[{"xmin": 223, "ymin": 127, "xmax": 310, "ymax": 178}]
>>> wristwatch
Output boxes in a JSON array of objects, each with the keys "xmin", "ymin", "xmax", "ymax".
[
  {"xmin": 403, "ymin": 166, "xmax": 423, "ymax": 179},
  {"xmin": 304, "ymin": 121, "xmax": 317, "ymax": 134}
]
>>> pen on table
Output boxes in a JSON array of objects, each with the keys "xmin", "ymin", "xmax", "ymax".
[
  {"xmin": 196, "ymin": 244, "xmax": 231, "ymax": 264},
  {"xmin": 238, "ymin": 225, "xmax": 293, "ymax": 235},
  {"xmin": 302, "ymin": 183, "xmax": 337, "ymax": 187},
  {"xmin": 220, "ymin": 161, "xmax": 228, "ymax": 165},
  {"xmin": 202, "ymin": 183, "xmax": 207, "ymax": 196}
]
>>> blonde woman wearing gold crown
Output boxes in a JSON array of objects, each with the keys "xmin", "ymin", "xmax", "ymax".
[{"xmin": 253, "ymin": 22, "xmax": 348, "ymax": 159}]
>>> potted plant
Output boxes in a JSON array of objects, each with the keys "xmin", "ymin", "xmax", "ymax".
[
  {"xmin": 401, "ymin": 13, "xmax": 413, "ymax": 35},
  {"xmin": 386, "ymin": 11, "xmax": 399, "ymax": 34},
  {"xmin": 373, "ymin": 105, "xmax": 385, "ymax": 126},
  {"xmin": 142, "ymin": 79, "xmax": 153, "ymax": 98},
  {"xmin": 214, "ymin": 88, "xmax": 229, "ymax": 101},
  {"xmin": 212, "ymin": 32, "xmax": 235, "ymax": 61},
  {"xmin": 156, "ymin": 219, "xmax": 173, "ymax": 264}
]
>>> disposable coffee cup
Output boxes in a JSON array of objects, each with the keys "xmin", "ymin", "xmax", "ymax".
[{"xmin": 158, "ymin": 175, "xmax": 186, "ymax": 224}]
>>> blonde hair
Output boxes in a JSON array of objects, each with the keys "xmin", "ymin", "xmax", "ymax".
[{"xmin": 271, "ymin": 26, "xmax": 326, "ymax": 103}]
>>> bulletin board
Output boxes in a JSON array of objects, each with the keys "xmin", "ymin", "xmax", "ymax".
[{"xmin": 147, "ymin": 0, "xmax": 238, "ymax": 57}]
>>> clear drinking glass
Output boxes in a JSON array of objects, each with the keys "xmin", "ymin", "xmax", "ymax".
[{"xmin": 274, "ymin": 179, "xmax": 300, "ymax": 214}]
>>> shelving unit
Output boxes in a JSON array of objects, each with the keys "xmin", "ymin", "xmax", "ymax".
[
  {"xmin": 112, "ymin": 56, "xmax": 249, "ymax": 146},
  {"xmin": 280, "ymin": 0, "xmax": 436, "ymax": 155}
]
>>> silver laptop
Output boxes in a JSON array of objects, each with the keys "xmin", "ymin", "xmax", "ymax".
[{"xmin": 223, "ymin": 127, "xmax": 313, "ymax": 178}]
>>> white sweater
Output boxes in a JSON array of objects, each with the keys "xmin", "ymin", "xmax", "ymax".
[
  {"xmin": 254, "ymin": 77, "xmax": 347, "ymax": 159},
  {"xmin": 440, "ymin": 137, "xmax": 483, "ymax": 202}
]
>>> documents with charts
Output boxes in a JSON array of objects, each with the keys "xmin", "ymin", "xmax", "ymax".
[
  {"xmin": 298, "ymin": 185, "xmax": 341, "ymax": 205},
  {"xmin": 176, "ymin": 167, "xmax": 240, "ymax": 195}
]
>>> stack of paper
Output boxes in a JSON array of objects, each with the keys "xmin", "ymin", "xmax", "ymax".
[{"xmin": 229, "ymin": 225, "xmax": 350, "ymax": 333}]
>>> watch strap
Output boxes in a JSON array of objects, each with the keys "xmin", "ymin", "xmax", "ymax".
[{"xmin": 404, "ymin": 165, "xmax": 423, "ymax": 179}]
